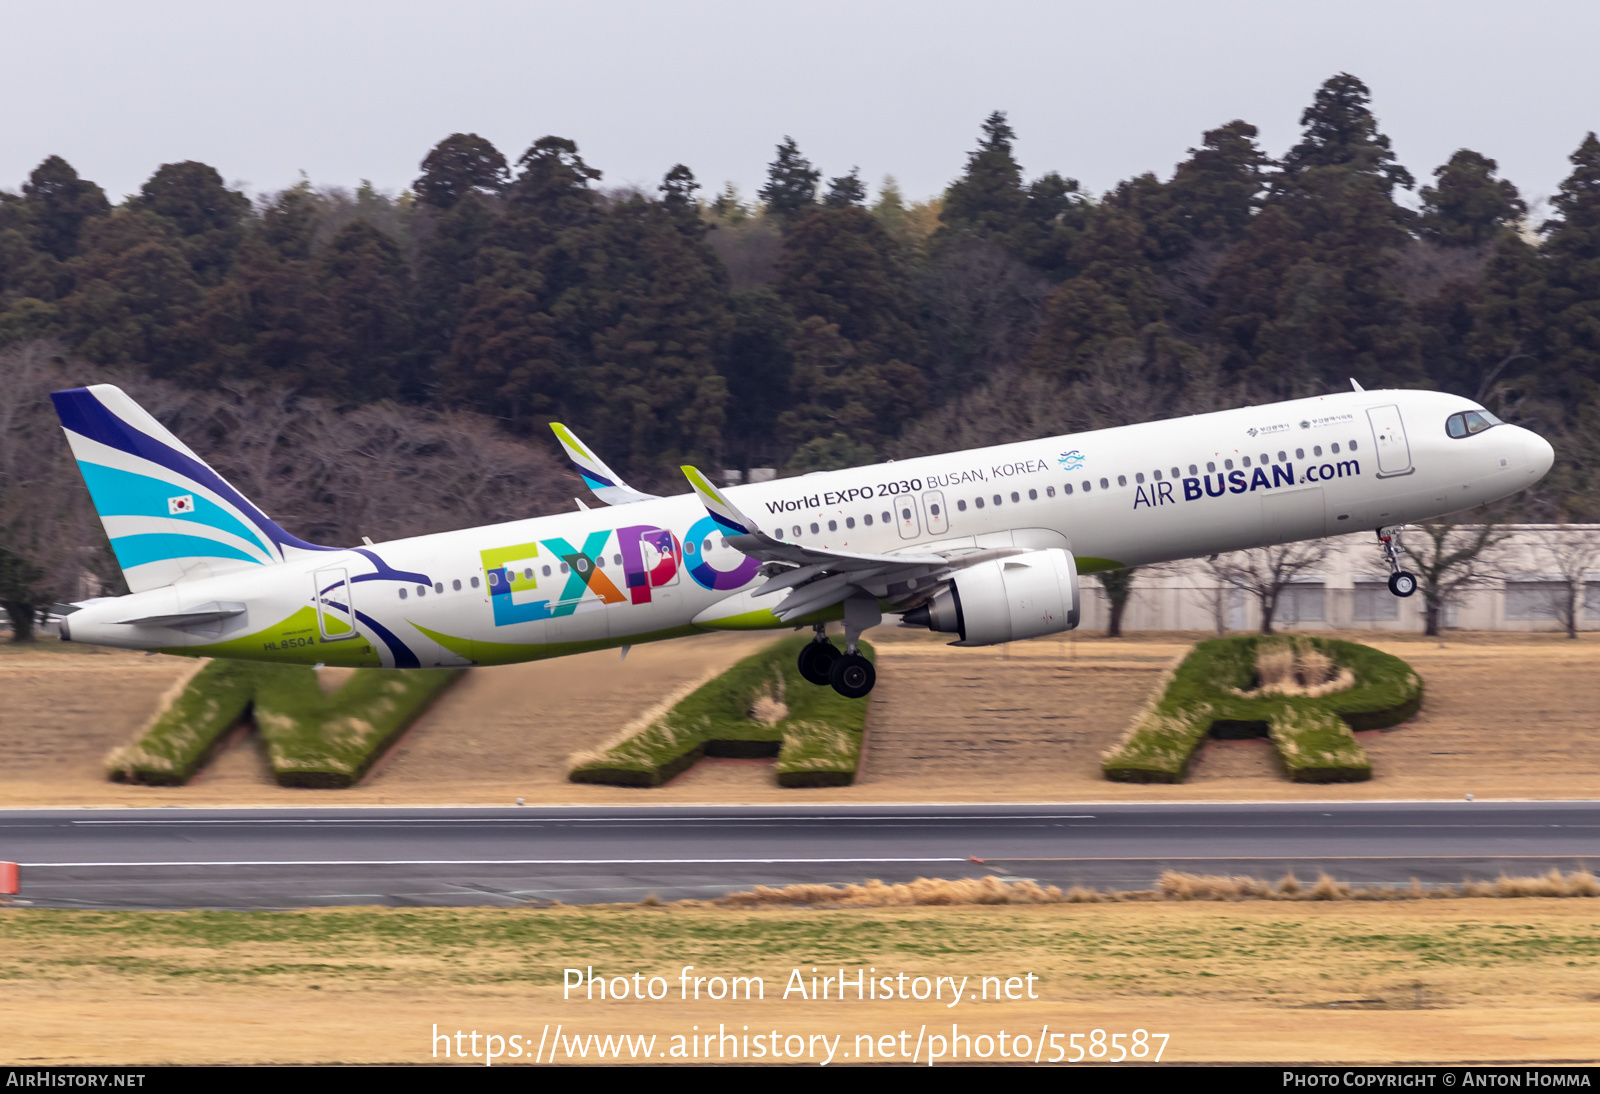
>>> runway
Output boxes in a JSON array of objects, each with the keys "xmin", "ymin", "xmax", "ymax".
[{"xmin": 3, "ymin": 800, "xmax": 1598, "ymax": 909}]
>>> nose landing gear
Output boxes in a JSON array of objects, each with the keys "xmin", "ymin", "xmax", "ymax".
[{"xmin": 1378, "ymin": 526, "xmax": 1418, "ymax": 598}]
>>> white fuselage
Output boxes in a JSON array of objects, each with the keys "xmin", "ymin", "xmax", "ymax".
[{"xmin": 61, "ymin": 389, "xmax": 1553, "ymax": 667}]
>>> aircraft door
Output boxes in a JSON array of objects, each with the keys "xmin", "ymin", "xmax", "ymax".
[
  {"xmin": 1367, "ymin": 405, "xmax": 1414, "ymax": 477},
  {"xmin": 922, "ymin": 490, "xmax": 949, "ymax": 535},
  {"xmin": 894, "ymin": 494, "xmax": 922, "ymax": 539},
  {"xmin": 313, "ymin": 568, "xmax": 356, "ymax": 640}
]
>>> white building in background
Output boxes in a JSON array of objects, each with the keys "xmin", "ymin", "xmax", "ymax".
[{"xmin": 1080, "ymin": 525, "xmax": 1600, "ymax": 634}]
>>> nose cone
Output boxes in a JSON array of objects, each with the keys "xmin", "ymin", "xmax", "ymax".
[{"xmin": 1520, "ymin": 426, "xmax": 1555, "ymax": 482}]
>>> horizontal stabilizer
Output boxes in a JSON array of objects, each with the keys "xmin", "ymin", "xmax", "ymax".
[{"xmin": 116, "ymin": 602, "xmax": 247, "ymax": 627}]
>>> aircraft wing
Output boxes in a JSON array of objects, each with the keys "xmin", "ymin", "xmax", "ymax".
[
  {"xmin": 680, "ymin": 465, "xmax": 1018, "ymax": 622},
  {"xmin": 550, "ymin": 423, "xmax": 663, "ymax": 506}
]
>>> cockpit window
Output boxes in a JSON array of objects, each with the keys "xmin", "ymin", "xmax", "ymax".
[{"xmin": 1446, "ymin": 409, "xmax": 1502, "ymax": 438}]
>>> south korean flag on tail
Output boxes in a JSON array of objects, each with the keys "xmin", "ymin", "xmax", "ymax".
[{"xmin": 167, "ymin": 494, "xmax": 195, "ymax": 516}]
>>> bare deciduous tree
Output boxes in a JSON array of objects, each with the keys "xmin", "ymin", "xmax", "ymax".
[
  {"xmin": 1400, "ymin": 520, "xmax": 1510, "ymax": 637},
  {"xmin": 1530, "ymin": 524, "xmax": 1600, "ymax": 639},
  {"xmin": 1209, "ymin": 540, "xmax": 1334, "ymax": 635}
]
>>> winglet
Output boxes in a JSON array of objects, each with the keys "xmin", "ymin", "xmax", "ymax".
[
  {"xmin": 681, "ymin": 465, "xmax": 760, "ymax": 537},
  {"xmin": 550, "ymin": 422, "xmax": 662, "ymax": 506},
  {"xmin": 1350, "ymin": 377, "xmax": 1365, "ymax": 392}
]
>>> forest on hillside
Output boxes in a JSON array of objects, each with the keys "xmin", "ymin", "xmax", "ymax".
[{"xmin": 5, "ymin": 71, "xmax": 1600, "ymax": 620}]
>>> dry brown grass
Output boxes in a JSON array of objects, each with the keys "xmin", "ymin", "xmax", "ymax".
[
  {"xmin": 10, "ymin": 629, "xmax": 1600, "ymax": 805},
  {"xmin": 1240, "ymin": 637, "xmax": 1354, "ymax": 698},
  {"xmin": 717, "ymin": 869, "xmax": 1600, "ymax": 907},
  {"xmin": 6, "ymin": 898, "xmax": 1600, "ymax": 1063}
]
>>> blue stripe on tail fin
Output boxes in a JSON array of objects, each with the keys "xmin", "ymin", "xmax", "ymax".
[{"xmin": 51, "ymin": 384, "xmax": 330, "ymax": 592}]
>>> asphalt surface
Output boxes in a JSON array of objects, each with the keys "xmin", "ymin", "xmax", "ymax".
[{"xmin": 2, "ymin": 801, "xmax": 1598, "ymax": 909}]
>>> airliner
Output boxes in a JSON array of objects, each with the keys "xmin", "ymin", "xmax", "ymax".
[{"xmin": 47, "ymin": 383, "xmax": 1553, "ymax": 697}]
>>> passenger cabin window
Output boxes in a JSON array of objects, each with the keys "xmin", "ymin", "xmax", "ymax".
[
  {"xmin": 828, "ymin": 519, "xmax": 837, "ymax": 531},
  {"xmin": 417, "ymin": 585, "xmax": 427, "ymax": 596},
  {"xmin": 1295, "ymin": 448, "xmax": 1304, "ymax": 459},
  {"xmin": 1116, "ymin": 475, "xmax": 1126, "ymax": 487},
  {"xmin": 1027, "ymin": 489, "xmax": 1036, "ymax": 501},
  {"xmin": 1009, "ymin": 491, "xmax": 1019, "ymax": 503},
  {"xmin": 1206, "ymin": 462, "xmax": 1216, "ymax": 473},
  {"xmin": 470, "ymin": 576, "xmax": 480, "ymax": 589},
  {"xmin": 1171, "ymin": 467, "xmax": 1180, "ymax": 479},
  {"xmin": 1064, "ymin": 484, "xmax": 1074, "ymax": 495},
  {"xmin": 1260, "ymin": 454, "xmax": 1269, "ymax": 464},
  {"xmin": 452, "ymin": 579, "xmax": 461, "ymax": 591},
  {"xmin": 1224, "ymin": 459, "xmax": 1234, "ymax": 470},
  {"xmin": 398, "ymin": 588, "xmax": 408, "ymax": 599},
  {"xmin": 1188, "ymin": 464, "xmax": 1197, "ymax": 475},
  {"xmin": 1241, "ymin": 457, "xmax": 1250, "ymax": 467},
  {"xmin": 975, "ymin": 497, "xmax": 985, "ymax": 509},
  {"xmin": 930, "ymin": 503, "xmax": 942, "ymax": 516},
  {"xmin": 847, "ymin": 516, "xmax": 857, "ymax": 527},
  {"xmin": 1313, "ymin": 446, "xmax": 1322, "ymax": 457},
  {"xmin": 1278, "ymin": 451, "xmax": 1287, "ymax": 462},
  {"xmin": 1331, "ymin": 443, "xmax": 1340, "ymax": 454},
  {"xmin": 956, "ymin": 500, "xmax": 967, "ymax": 511},
  {"xmin": 881, "ymin": 511, "xmax": 891, "ymax": 523},
  {"xmin": 542, "ymin": 565, "xmax": 551, "ymax": 576},
  {"xmin": 434, "ymin": 582, "xmax": 444, "ymax": 593},
  {"xmin": 1349, "ymin": 440, "xmax": 1359, "ymax": 450},
  {"xmin": 1082, "ymin": 481, "xmax": 1091, "ymax": 493},
  {"xmin": 810, "ymin": 523, "xmax": 819, "ymax": 535},
  {"xmin": 1046, "ymin": 486, "xmax": 1056, "ymax": 497},
  {"xmin": 792, "ymin": 525, "xmax": 802, "ymax": 537},
  {"xmin": 1099, "ymin": 478, "xmax": 1109, "ymax": 490},
  {"xmin": 993, "ymin": 495, "xmax": 1002, "ymax": 506},
  {"xmin": 864, "ymin": 514, "xmax": 874, "ymax": 524}
]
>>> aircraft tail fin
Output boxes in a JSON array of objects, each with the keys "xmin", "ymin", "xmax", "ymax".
[
  {"xmin": 50, "ymin": 384, "xmax": 328, "ymax": 592},
  {"xmin": 549, "ymin": 422, "xmax": 662, "ymax": 505}
]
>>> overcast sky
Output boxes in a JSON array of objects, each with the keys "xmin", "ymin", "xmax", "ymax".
[{"xmin": 4, "ymin": 1, "xmax": 1597, "ymax": 214}]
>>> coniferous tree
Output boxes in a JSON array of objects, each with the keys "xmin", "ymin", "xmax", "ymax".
[
  {"xmin": 317, "ymin": 219, "xmax": 413, "ymax": 400},
  {"xmin": 722, "ymin": 288, "xmax": 797, "ymax": 470},
  {"xmin": 1418, "ymin": 150, "xmax": 1526, "ymax": 247},
  {"xmin": 131, "ymin": 161, "xmax": 250, "ymax": 285},
  {"xmin": 1210, "ymin": 73, "xmax": 1418, "ymax": 396},
  {"xmin": 20, "ymin": 156, "xmax": 108, "ymax": 261},
  {"xmin": 444, "ymin": 136, "xmax": 603, "ymax": 427},
  {"xmin": 413, "ymin": 133, "xmax": 510, "ymax": 211},
  {"xmin": 1164, "ymin": 120, "xmax": 1271, "ymax": 245},
  {"xmin": 824, "ymin": 168, "xmax": 867, "ymax": 208},
  {"xmin": 941, "ymin": 111, "xmax": 1029, "ymax": 241},
  {"xmin": 1538, "ymin": 134, "xmax": 1600, "ymax": 401},
  {"xmin": 759, "ymin": 137, "xmax": 820, "ymax": 224},
  {"xmin": 198, "ymin": 183, "xmax": 328, "ymax": 386}
]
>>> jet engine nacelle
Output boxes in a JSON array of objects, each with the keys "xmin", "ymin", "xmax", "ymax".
[{"xmin": 903, "ymin": 548, "xmax": 1081, "ymax": 646}]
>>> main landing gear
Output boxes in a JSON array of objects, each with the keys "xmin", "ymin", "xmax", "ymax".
[
  {"xmin": 797, "ymin": 608, "xmax": 879, "ymax": 700},
  {"xmin": 1378, "ymin": 526, "xmax": 1418, "ymax": 598}
]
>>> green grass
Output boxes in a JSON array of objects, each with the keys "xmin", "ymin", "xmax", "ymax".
[
  {"xmin": 1102, "ymin": 636, "xmax": 1422, "ymax": 784},
  {"xmin": 569, "ymin": 635, "xmax": 870, "ymax": 788},
  {"xmin": 106, "ymin": 661, "xmax": 462, "ymax": 788}
]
